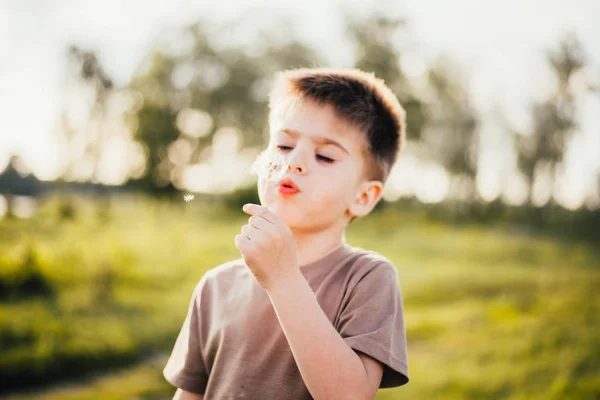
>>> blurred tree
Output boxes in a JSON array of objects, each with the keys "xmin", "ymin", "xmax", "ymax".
[
  {"xmin": 597, "ymin": 172, "xmax": 600, "ymax": 206},
  {"xmin": 58, "ymin": 46, "xmax": 115, "ymax": 183},
  {"xmin": 345, "ymin": 14, "xmax": 426, "ymax": 141},
  {"xmin": 133, "ymin": 104, "xmax": 179, "ymax": 190},
  {"xmin": 515, "ymin": 34, "xmax": 587, "ymax": 208},
  {"xmin": 422, "ymin": 58, "xmax": 479, "ymax": 202},
  {"xmin": 52, "ymin": 13, "xmax": 484, "ymax": 204},
  {"xmin": 128, "ymin": 20, "xmax": 323, "ymax": 192},
  {"xmin": 346, "ymin": 13, "xmax": 479, "ymax": 206},
  {"xmin": 0, "ymin": 155, "xmax": 42, "ymax": 197},
  {"xmin": 53, "ymin": 46, "xmax": 145, "ymax": 217}
]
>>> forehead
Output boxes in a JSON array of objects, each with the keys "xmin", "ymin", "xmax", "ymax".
[{"xmin": 270, "ymin": 98, "xmax": 366, "ymax": 154}]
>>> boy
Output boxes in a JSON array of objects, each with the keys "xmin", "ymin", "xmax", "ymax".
[{"xmin": 163, "ymin": 67, "xmax": 409, "ymax": 399}]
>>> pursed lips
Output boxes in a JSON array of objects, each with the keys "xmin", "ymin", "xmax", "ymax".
[{"xmin": 278, "ymin": 178, "xmax": 300, "ymax": 192}]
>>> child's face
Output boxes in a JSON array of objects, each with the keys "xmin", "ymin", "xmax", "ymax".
[{"xmin": 258, "ymin": 98, "xmax": 378, "ymax": 230}]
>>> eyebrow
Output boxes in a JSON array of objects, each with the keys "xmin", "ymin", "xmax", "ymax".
[{"xmin": 280, "ymin": 129, "xmax": 350, "ymax": 155}]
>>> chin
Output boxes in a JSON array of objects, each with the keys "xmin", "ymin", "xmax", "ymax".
[
  {"xmin": 273, "ymin": 204, "xmax": 341, "ymax": 233},
  {"xmin": 259, "ymin": 186, "xmax": 314, "ymax": 224},
  {"xmin": 265, "ymin": 200, "xmax": 305, "ymax": 226}
]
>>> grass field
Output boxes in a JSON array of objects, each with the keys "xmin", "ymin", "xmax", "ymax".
[{"xmin": 1, "ymin": 194, "xmax": 598, "ymax": 399}]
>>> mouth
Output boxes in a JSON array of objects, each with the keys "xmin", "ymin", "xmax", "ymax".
[{"xmin": 277, "ymin": 178, "xmax": 300, "ymax": 195}]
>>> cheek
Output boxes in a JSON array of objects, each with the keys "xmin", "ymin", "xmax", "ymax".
[
  {"xmin": 330, "ymin": 177, "xmax": 359, "ymax": 206},
  {"xmin": 314, "ymin": 179, "xmax": 351, "ymax": 207}
]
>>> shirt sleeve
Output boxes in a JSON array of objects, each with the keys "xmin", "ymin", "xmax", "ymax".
[
  {"xmin": 336, "ymin": 261, "xmax": 409, "ymax": 388},
  {"xmin": 163, "ymin": 274, "xmax": 210, "ymax": 394}
]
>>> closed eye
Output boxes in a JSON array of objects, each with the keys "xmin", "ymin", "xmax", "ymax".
[
  {"xmin": 317, "ymin": 155, "xmax": 335, "ymax": 163},
  {"xmin": 276, "ymin": 146, "xmax": 335, "ymax": 164}
]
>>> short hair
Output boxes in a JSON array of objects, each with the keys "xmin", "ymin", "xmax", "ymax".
[{"xmin": 267, "ymin": 67, "xmax": 406, "ymax": 186}]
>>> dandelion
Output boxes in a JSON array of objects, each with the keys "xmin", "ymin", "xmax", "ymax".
[
  {"xmin": 183, "ymin": 193, "xmax": 195, "ymax": 202},
  {"xmin": 249, "ymin": 148, "xmax": 288, "ymax": 183}
]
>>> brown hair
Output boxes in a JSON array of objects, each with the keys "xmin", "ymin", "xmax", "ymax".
[{"xmin": 267, "ymin": 67, "xmax": 406, "ymax": 186}]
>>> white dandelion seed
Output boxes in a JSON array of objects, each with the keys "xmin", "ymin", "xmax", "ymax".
[
  {"xmin": 249, "ymin": 148, "xmax": 288, "ymax": 183},
  {"xmin": 183, "ymin": 193, "xmax": 195, "ymax": 202}
]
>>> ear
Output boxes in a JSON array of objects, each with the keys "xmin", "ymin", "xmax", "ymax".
[{"xmin": 347, "ymin": 179, "xmax": 384, "ymax": 219}]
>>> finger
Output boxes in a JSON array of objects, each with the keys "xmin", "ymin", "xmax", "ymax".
[
  {"xmin": 248, "ymin": 215, "xmax": 270, "ymax": 230},
  {"xmin": 241, "ymin": 224, "xmax": 259, "ymax": 239},
  {"xmin": 234, "ymin": 233, "xmax": 250, "ymax": 249},
  {"xmin": 243, "ymin": 203, "xmax": 277, "ymax": 224}
]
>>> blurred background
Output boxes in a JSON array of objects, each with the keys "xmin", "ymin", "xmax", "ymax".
[{"xmin": 1, "ymin": 0, "xmax": 599, "ymax": 399}]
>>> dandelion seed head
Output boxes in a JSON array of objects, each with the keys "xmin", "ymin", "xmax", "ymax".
[
  {"xmin": 250, "ymin": 149, "xmax": 288, "ymax": 183},
  {"xmin": 183, "ymin": 193, "xmax": 195, "ymax": 202}
]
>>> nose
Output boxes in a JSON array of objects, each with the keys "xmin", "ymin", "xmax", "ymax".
[
  {"xmin": 288, "ymin": 162, "xmax": 303, "ymax": 174},
  {"xmin": 286, "ymin": 146, "xmax": 307, "ymax": 175}
]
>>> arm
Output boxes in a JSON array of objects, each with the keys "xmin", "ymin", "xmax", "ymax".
[
  {"xmin": 266, "ymin": 271, "xmax": 384, "ymax": 400},
  {"xmin": 172, "ymin": 388, "xmax": 204, "ymax": 400},
  {"xmin": 235, "ymin": 204, "xmax": 385, "ymax": 398}
]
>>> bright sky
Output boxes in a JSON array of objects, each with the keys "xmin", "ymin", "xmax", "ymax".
[{"xmin": 0, "ymin": 0, "xmax": 599, "ymax": 208}]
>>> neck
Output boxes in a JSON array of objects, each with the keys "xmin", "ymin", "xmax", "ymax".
[{"xmin": 291, "ymin": 221, "xmax": 347, "ymax": 268}]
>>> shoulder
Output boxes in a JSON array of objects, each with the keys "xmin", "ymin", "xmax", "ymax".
[
  {"xmin": 205, "ymin": 257, "xmax": 247, "ymax": 279},
  {"xmin": 345, "ymin": 245, "xmax": 398, "ymax": 279},
  {"xmin": 337, "ymin": 246, "xmax": 401, "ymax": 301},
  {"xmin": 193, "ymin": 257, "xmax": 251, "ymax": 294},
  {"xmin": 336, "ymin": 247, "xmax": 402, "ymax": 313}
]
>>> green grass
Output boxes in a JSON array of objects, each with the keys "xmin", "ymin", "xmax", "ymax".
[
  {"xmin": 2, "ymin": 354, "xmax": 173, "ymax": 400},
  {"xmin": 1, "ymin": 194, "xmax": 598, "ymax": 399}
]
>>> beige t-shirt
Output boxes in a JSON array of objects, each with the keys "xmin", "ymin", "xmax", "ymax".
[{"xmin": 163, "ymin": 243, "xmax": 409, "ymax": 399}]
